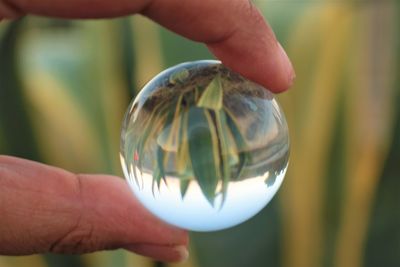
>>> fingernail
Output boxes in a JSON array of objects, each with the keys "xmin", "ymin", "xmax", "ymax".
[
  {"xmin": 277, "ymin": 42, "xmax": 296, "ymax": 86},
  {"xmin": 174, "ymin": 245, "xmax": 189, "ymax": 262}
]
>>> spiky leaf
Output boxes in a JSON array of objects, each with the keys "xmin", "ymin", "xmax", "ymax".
[
  {"xmin": 224, "ymin": 108, "xmax": 249, "ymax": 181},
  {"xmin": 154, "ymin": 145, "xmax": 166, "ymax": 188},
  {"xmin": 180, "ymin": 179, "xmax": 190, "ymax": 199},
  {"xmin": 176, "ymin": 105, "xmax": 191, "ymax": 177},
  {"xmin": 157, "ymin": 94, "xmax": 183, "ymax": 152},
  {"xmin": 197, "ymin": 74, "xmax": 223, "ymax": 110},
  {"xmin": 169, "ymin": 68, "xmax": 190, "ymax": 84},
  {"xmin": 187, "ymin": 107, "xmax": 220, "ymax": 205},
  {"xmin": 214, "ymin": 110, "xmax": 237, "ymax": 204},
  {"xmin": 132, "ymin": 102, "xmax": 169, "ymax": 184}
]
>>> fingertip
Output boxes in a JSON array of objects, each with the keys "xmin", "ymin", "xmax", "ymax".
[
  {"xmin": 125, "ymin": 244, "xmax": 189, "ymax": 263},
  {"xmin": 207, "ymin": 31, "xmax": 295, "ymax": 94},
  {"xmin": 174, "ymin": 245, "xmax": 189, "ymax": 262},
  {"xmin": 276, "ymin": 42, "xmax": 296, "ymax": 91},
  {"xmin": 204, "ymin": 4, "xmax": 295, "ymax": 93},
  {"xmin": 209, "ymin": 41, "xmax": 295, "ymax": 93}
]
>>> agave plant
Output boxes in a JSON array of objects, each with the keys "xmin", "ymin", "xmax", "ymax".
[{"xmin": 121, "ymin": 61, "xmax": 289, "ymax": 205}]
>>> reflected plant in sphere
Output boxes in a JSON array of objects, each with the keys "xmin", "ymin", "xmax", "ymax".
[{"xmin": 120, "ymin": 60, "xmax": 289, "ymax": 231}]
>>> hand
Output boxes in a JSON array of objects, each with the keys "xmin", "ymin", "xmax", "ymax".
[
  {"xmin": 0, "ymin": 0, "xmax": 295, "ymax": 263},
  {"xmin": 0, "ymin": 0, "xmax": 295, "ymax": 92},
  {"xmin": 0, "ymin": 156, "xmax": 188, "ymax": 262}
]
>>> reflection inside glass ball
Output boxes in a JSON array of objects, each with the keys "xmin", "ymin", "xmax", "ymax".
[{"xmin": 120, "ymin": 60, "xmax": 289, "ymax": 231}]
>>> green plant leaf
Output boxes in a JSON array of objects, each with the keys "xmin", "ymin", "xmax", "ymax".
[
  {"xmin": 157, "ymin": 94, "xmax": 183, "ymax": 152},
  {"xmin": 197, "ymin": 73, "xmax": 223, "ymax": 110},
  {"xmin": 194, "ymin": 86, "xmax": 201, "ymax": 102},
  {"xmin": 154, "ymin": 94, "xmax": 185, "ymax": 193},
  {"xmin": 187, "ymin": 107, "xmax": 220, "ymax": 205},
  {"xmin": 180, "ymin": 179, "xmax": 190, "ymax": 199},
  {"xmin": 155, "ymin": 145, "xmax": 166, "ymax": 186},
  {"xmin": 169, "ymin": 68, "xmax": 189, "ymax": 84},
  {"xmin": 176, "ymin": 105, "xmax": 191, "ymax": 177},
  {"xmin": 214, "ymin": 110, "xmax": 236, "ymax": 205},
  {"xmin": 132, "ymin": 101, "xmax": 169, "ymax": 184},
  {"xmin": 224, "ymin": 107, "xmax": 249, "ymax": 181},
  {"xmin": 152, "ymin": 166, "xmax": 161, "ymax": 196}
]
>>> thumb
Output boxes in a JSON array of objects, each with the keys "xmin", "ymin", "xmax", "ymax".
[{"xmin": 0, "ymin": 156, "xmax": 188, "ymax": 262}]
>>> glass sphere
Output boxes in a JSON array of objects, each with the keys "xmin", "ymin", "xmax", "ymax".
[{"xmin": 120, "ymin": 60, "xmax": 289, "ymax": 231}]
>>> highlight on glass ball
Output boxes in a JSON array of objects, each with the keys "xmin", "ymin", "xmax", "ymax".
[{"xmin": 120, "ymin": 60, "xmax": 289, "ymax": 231}]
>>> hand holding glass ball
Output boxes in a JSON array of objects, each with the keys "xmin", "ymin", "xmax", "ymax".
[{"xmin": 120, "ymin": 60, "xmax": 289, "ymax": 231}]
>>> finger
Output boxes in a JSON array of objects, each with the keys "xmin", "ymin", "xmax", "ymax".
[
  {"xmin": 125, "ymin": 244, "xmax": 189, "ymax": 263},
  {"xmin": 142, "ymin": 0, "xmax": 295, "ymax": 92},
  {"xmin": 0, "ymin": 0, "xmax": 147, "ymax": 18},
  {"xmin": 0, "ymin": 0, "xmax": 23, "ymax": 19},
  {"xmin": 3, "ymin": 0, "xmax": 295, "ymax": 92},
  {"xmin": 0, "ymin": 155, "xmax": 188, "ymax": 256}
]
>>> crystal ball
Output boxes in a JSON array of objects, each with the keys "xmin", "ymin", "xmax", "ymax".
[{"xmin": 120, "ymin": 60, "xmax": 289, "ymax": 231}]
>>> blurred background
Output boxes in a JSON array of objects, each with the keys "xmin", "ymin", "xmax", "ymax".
[{"xmin": 0, "ymin": 0, "xmax": 399, "ymax": 266}]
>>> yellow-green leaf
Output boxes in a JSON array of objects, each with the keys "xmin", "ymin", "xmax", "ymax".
[
  {"xmin": 133, "ymin": 102, "xmax": 168, "ymax": 184},
  {"xmin": 187, "ymin": 107, "xmax": 220, "ymax": 205},
  {"xmin": 214, "ymin": 110, "xmax": 236, "ymax": 204},
  {"xmin": 197, "ymin": 74, "xmax": 223, "ymax": 110},
  {"xmin": 169, "ymin": 68, "xmax": 190, "ymax": 84},
  {"xmin": 155, "ymin": 145, "xmax": 166, "ymax": 187},
  {"xmin": 180, "ymin": 179, "xmax": 190, "ymax": 199},
  {"xmin": 224, "ymin": 107, "xmax": 249, "ymax": 181},
  {"xmin": 157, "ymin": 94, "xmax": 184, "ymax": 152},
  {"xmin": 176, "ymin": 106, "xmax": 191, "ymax": 176}
]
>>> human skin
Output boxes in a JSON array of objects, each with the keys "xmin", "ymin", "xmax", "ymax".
[{"xmin": 0, "ymin": 0, "xmax": 295, "ymax": 263}]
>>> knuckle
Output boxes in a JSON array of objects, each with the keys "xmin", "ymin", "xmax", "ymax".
[
  {"xmin": 49, "ymin": 218, "xmax": 100, "ymax": 254},
  {"xmin": 49, "ymin": 175, "xmax": 103, "ymax": 254}
]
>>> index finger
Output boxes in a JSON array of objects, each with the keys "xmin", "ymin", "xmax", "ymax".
[
  {"xmin": 142, "ymin": 0, "xmax": 295, "ymax": 92},
  {"xmin": 0, "ymin": 0, "xmax": 295, "ymax": 92}
]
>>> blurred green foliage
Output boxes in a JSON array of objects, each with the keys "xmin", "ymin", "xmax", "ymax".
[{"xmin": 1, "ymin": 1, "xmax": 399, "ymax": 267}]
